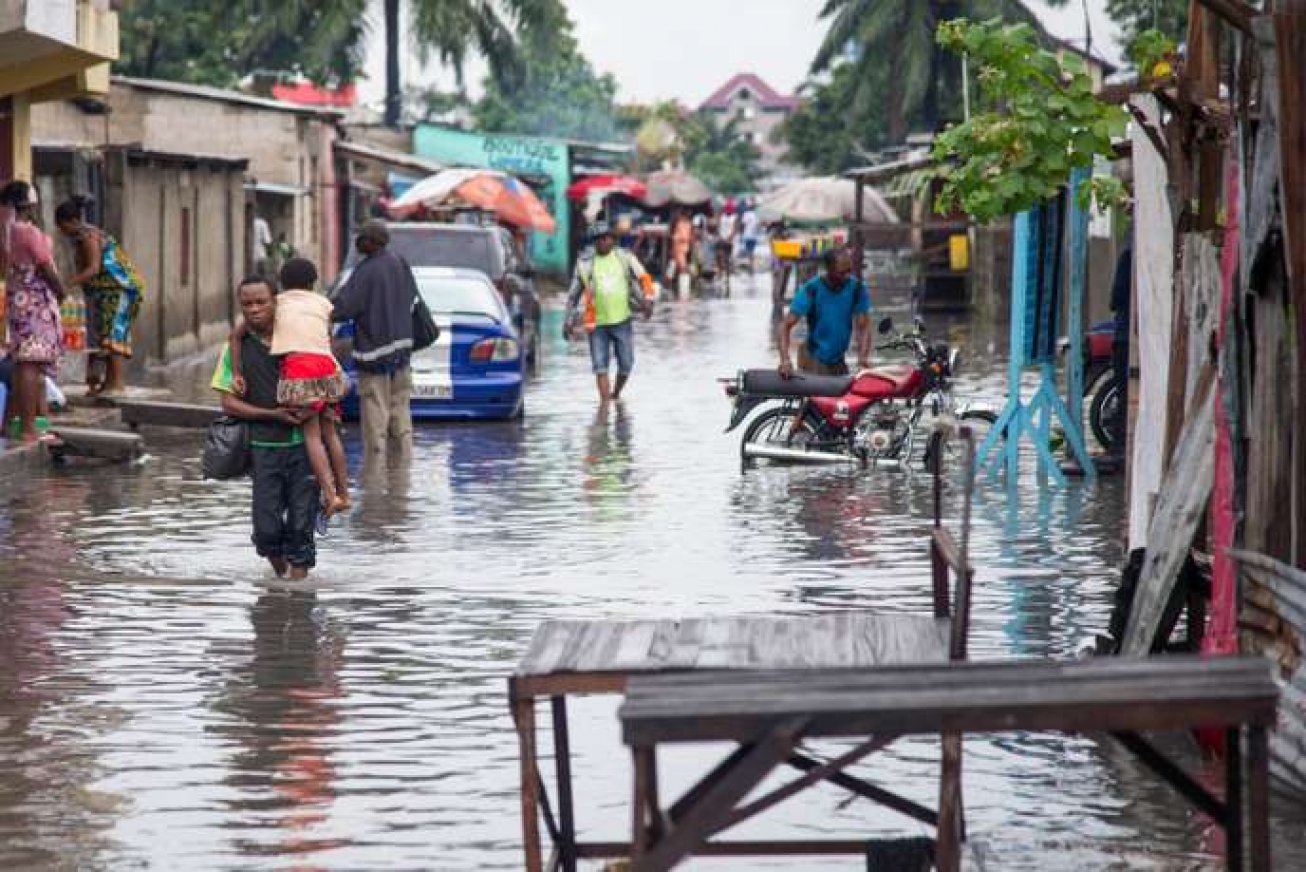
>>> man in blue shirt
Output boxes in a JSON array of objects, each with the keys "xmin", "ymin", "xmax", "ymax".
[{"xmin": 778, "ymin": 248, "xmax": 872, "ymax": 377}]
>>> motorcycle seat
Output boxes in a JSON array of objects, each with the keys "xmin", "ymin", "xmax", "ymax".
[{"xmin": 741, "ymin": 369, "xmax": 853, "ymax": 398}]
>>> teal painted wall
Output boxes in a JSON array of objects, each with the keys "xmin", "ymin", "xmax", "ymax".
[{"xmin": 414, "ymin": 125, "xmax": 570, "ymax": 274}]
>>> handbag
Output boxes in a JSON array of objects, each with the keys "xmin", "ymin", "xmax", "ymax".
[
  {"xmin": 412, "ymin": 294, "xmax": 440, "ymax": 352},
  {"xmin": 202, "ymin": 415, "xmax": 251, "ymax": 480}
]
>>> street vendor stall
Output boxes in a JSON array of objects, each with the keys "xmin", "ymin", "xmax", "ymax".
[
  {"xmin": 758, "ymin": 176, "xmax": 897, "ymax": 309},
  {"xmin": 387, "ymin": 168, "xmax": 557, "ymax": 233}
]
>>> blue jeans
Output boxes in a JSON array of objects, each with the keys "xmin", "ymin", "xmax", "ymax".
[{"xmin": 588, "ymin": 320, "xmax": 635, "ymax": 375}]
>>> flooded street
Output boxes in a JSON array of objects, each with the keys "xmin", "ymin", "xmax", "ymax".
[{"xmin": 1, "ymin": 274, "xmax": 1302, "ymax": 871}]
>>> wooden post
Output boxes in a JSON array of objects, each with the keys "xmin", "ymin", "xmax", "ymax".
[
  {"xmin": 1247, "ymin": 725, "xmax": 1271, "ymax": 871},
  {"xmin": 551, "ymin": 696, "xmax": 577, "ymax": 872},
  {"xmin": 1065, "ymin": 166, "xmax": 1090, "ymax": 453},
  {"xmin": 936, "ymin": 732, "xmax": 964, "ymax": 872},
  {"xmin": 632, "ymin": 746, "xmax": 653, "ymax": 859},
  {"xmin": 1273, "ymin": 3, "xmax": 1306, "ymax": 566},
  {"xmin": 1226, "ymin": 727, "xmax": 1244, "ymax": 872},
  {"xmin": 514, "ymin": 694, "xmax": 543, "ymax": 872},
  {"xmin": 853, "ymin": 175, "xmax": 866, "ymax": 280}
]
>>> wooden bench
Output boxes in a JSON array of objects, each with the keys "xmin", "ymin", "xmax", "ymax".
[
  {"xmin": 508, "ymin": 430, "xmax": 982, "ymax": 871},
  {"xmin": 619, "ymin": 655, "xmax": 1278, "ymax": 872}
]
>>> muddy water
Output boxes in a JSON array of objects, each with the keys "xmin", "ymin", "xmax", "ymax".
[{"xmin": 1, "ymin": 274, "xmax": 1302, "ymax": 870}]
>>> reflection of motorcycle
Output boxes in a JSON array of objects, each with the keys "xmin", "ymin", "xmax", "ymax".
[{"xmin": 723, "ymin": 319, "xmax": 994, "ymax": 471}]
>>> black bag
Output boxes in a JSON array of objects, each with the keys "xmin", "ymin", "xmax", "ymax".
[
  {"xmin": 412, "ymin": 295, "xmax": 440, "ymax": 352},
  {"xmin": 202, "ymin": 415, "xmax": 251, "ymax": 480}
]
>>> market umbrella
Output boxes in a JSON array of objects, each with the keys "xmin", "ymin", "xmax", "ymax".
[
  {"xmin": 388, "ymin": 168, "xmax": 557, "ymax": 233},
  {"xmin": 640, "ymin": 170, "xmax": 714, "ymax": 209},
  {"xmin": 566, "ymin": 173, "xmax": 648, "ymax": 202},
  {"xmin": 757, "ymin": 177, "xmax": 898, "ymax": 225}
]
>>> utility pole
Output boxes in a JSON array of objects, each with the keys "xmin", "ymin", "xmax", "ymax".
[{"xmin": 384, "ymin": 0, "xmax": 402, "ymax": 127}]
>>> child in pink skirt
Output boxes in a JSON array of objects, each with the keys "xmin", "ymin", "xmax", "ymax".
[{"xmin": 231, "ymin": 258, "xmax": 349, "ymax": 519}]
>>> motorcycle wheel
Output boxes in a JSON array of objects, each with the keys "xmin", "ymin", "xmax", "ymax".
[
  {"xmin": 740, "ymin": 406, "xmax": 821, "ymax": 470},
  {"xmin": 1089, "ymin": 379, "xmax": 1121, "ymax": 451},
  {"xmin": 922, "ymin": 409, "xmax": 998, "ymax": 474}
]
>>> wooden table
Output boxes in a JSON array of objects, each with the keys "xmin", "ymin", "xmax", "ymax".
[
  {"xmin": 620, "ymin": 655, "xmax": 1279, "ymax": 872},
  {"xmin": 508, "ymin": 612, "xmax": 953, "ymax": 872}
]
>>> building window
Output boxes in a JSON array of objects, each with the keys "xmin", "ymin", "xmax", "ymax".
[
  {"xmin": 180, "ymin": 207, "xmax": 191, "ymax": 286},
  {"xmin": 742, "ymin": 106, "xmax": 756, "ymax": 120}
]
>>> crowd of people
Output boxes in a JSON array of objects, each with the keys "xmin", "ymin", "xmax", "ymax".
[{"xmin": 0, "ymin": 181, "xmax": 145, "ymax": 443}]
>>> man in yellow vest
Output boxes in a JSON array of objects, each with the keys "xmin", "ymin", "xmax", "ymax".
[{"xmin": 564, "ymin": 222, "xmax": 656, "ymax": 403}]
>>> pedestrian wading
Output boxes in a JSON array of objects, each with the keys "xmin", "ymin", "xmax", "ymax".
[{"xmin": 211, "ymin": 277, "xmax": 318, "ymax": 580}]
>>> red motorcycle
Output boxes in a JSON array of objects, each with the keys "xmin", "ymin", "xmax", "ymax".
[{"xmin": 724, "ymin": 318, "xmax": 994, "ymax": 471}]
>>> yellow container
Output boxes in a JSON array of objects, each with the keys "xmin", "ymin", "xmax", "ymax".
[
  {"xmin": 771, "ymin": 239, "xmax": 803, "ymax": 260},
  {"xmin": 948, "ymin": 234, "xmax": 970, "ymax": 272}
]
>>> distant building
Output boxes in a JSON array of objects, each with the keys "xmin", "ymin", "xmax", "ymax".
[{"xmin": 698, "ymin": 72, "xmax": 798, "ymax": 181}]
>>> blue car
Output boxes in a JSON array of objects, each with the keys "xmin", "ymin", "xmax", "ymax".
[{"xmin": 337, "ymin": 267, "xmax": 525, "ymax": 421}]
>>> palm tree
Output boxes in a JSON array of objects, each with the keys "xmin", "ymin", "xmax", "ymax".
[
  {"xmin": 811, "ymin": 0, "xmax": 1058, "ymax": 141},
  {"xmin": 382, "ymin": 0, "xmax": 553, "ymax": 126}
]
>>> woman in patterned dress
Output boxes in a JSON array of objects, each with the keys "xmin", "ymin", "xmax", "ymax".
[
  {"xmin": 1, "ymin": 181, "xmax": 66, "ymax": 442},
  {"xmin": 55, "ymin": 196, "xmax": 144, "ymax": 396}
]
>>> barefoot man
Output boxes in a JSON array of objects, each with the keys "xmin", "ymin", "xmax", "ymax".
[{"xmin": 565, "ymin": 222, "xmax": 656, "ymax": 403}]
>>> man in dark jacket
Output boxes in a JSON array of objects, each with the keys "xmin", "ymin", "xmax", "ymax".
[
  {"xmin": 211, "ymin": 277, "xmax": 316, "ymax": 579},
  {"xmin": 333, "ymin": 220, "xmax": 417, "ymax": 464}
]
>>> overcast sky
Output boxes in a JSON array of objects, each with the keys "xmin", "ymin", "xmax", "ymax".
[{"xmin": 357, "ymin": 0, "xmax": 1126, "ymax": 112}]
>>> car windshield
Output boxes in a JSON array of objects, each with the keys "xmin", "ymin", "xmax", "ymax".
[
  {"xmin": 344, "ymin": 227, "xmax": 500, "ymax": 275},
  {"xmin": 417, "ymin": 274, "xmax": 507, "ymax": 321}
]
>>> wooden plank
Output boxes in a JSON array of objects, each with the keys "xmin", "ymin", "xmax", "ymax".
[
  {"xmin": 516, "ymin": 613, "xmax": 952, "ymax": 679},
  {"xmin": 1122, "ymin": 369, "xmax": 1217, "ymax": 655},
  {"xmin": 622, "ymin": 664, "xmax": 1279, "ymax": 709},
  {"xmin": 116, "ymin": 399, "xmax": 220, "ymax": 430},
  {"xmin": 45, "ymin": 426, "xmax": 144, "ymax": 463},
  {"xmin": 1129, "ymin": 95, "xmax": 1179, "ymax": 549}
]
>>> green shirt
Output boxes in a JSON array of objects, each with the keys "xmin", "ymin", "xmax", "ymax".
[
  {"xmin": 592, "ymin": 252, "xmax": 632, "ymax": 327},
  {"xmin": 209, "ymin": 344, "xmax": 304, "ymax": 448}
]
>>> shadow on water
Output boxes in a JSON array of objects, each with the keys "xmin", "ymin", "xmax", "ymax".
[{"xmin": 0, "ymin": 275, "xmax": 1302, "ymax": 869}]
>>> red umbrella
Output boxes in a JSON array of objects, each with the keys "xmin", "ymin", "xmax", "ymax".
[{"xmin": 566, "ymin": 174, "xmax": 648, "ymax": 202}]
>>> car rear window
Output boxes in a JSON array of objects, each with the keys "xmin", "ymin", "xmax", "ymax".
[
  {"xmin": 417, "ymin": 274, "xmax": 509, "ymax": 321},
  {"xmin": 344, "ymin": 227, "xmax": 504, "ymax": 277}
]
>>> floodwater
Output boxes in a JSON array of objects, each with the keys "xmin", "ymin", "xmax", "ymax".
[{"xmin": 1, "ymin": 273, "xmax": 1302, "ymax": 871}]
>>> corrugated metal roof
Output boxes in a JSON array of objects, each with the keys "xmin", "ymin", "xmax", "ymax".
[{"xmin": 113, "ymin": 76, "xmax": 345, "ymax": 119}]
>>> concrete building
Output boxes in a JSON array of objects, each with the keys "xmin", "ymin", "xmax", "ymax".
[
  {"xmin": 30, "ymin": 78, "xmax": 344, "ymax": 364},
  {"xmin": 0, "ymin": 0, "xmax": 118, "ymax": 181},
  {"xmin": 33, "ymin": 78, "xmax": 345, "ymax": 280},
  {"xmin": 698, "ymin": 73, "xmax": 798, "ymax": 180}
]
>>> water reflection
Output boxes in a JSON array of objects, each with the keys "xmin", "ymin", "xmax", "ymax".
[
  {"xmin": 214, "ymin": 591, "xmax": 349, "ymax": 864},
  {"xmin": 582, "ymin": 402, "xmax": 636, "ymax": 518}
]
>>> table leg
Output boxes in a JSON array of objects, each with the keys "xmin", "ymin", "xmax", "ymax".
[
  {"xmin": 551, "ymin": 696, "xmax": 576, "ymax": 872},
  {"xmin": 1226, "ymin": 727, "xmax": 1244, "ymax": 872},
  {"xmin": 1247, "ymin": 726, "xmax": 1271, "ymax": 872},
  {"xmin": 633, "ymin": 745, "xmax": 654, "ymax": 859},
  {"xmin": 936, "ymin": 731, "xmax": 964, "ymax": 872},
  {"xmin": 516, "ymin": 696, "xmax": 543, "ymax": 872}
]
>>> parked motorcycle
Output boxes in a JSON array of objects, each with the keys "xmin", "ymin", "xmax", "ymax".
[
  {"xmin": 1051, "ymin": 320, "xmax": 1122, "ymax": 453},
  {"xmin": 723, "ymin": 318, "xmax": 995, "ymax": 471}
]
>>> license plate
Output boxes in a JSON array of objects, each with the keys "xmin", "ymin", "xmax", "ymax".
[{"xmin": 412, "ymin": 383, "xmax": 453, "ymax": 399}]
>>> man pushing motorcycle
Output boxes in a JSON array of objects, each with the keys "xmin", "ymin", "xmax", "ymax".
[{"xmin": 777, "ymin": 248, "xmax": 873, "ymax": 378}]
